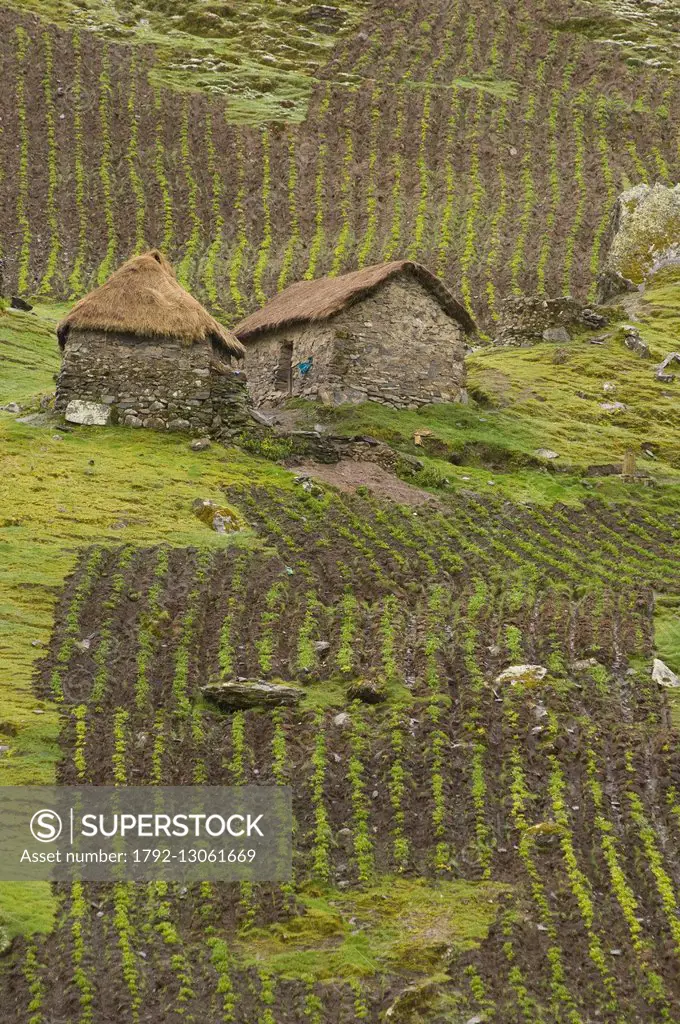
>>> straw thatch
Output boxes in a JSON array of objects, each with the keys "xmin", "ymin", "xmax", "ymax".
[
  {"xmin": 57, "ymin": 250, "xmax": 245, "ymax": 358},
  {"xmin": 234, "ymin": 261, "xmax": 476, "ymax": 341}
]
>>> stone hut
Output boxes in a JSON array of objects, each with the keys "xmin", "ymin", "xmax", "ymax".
[
  {"xmin": 234, "ymin": 261, "xmax": 475, "ymax": 409},
  {"xmin": 56, "ymin": 250, "xmax": 249, "ymax": 435}
]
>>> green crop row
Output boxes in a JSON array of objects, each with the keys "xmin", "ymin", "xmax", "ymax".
[
  {"xmin": 96, "ymin": 48, "xmax": 117, "ymax": 286},
  {"xmin": 126, "ymin": 55, "xmax": 147, "ymax": 256},
  {"xmin": 253, "ymin": 128, "xmax": 272, "ymax": 305},
  {"xmin": 37, "ymin": 30, "xmax": 60, "ymax": 296},
  {"xmin": 177, "ymin": 97, "xmax": 202, "ymax": 289},
  {"xmin": 14, "ymin": 28, "xmax": 31, "ymax": 295}
]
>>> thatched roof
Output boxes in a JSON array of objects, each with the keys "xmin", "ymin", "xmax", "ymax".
[
  {"xmin": 57, "ymin": 250, "xmax": 245, "ymax": 358},
  {"xmin": 234, "ymin": 261, "xmax": 476, "ymax": 341}
]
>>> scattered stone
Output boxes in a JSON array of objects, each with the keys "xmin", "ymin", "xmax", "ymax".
[
  {"xmin": 495, "ymin": 665, "xmax": 548, "ymax": 686},
  {"xmin": 1, "ymin": 402, "xmax": 21, "ymax": 413},
  {"xmin": 313, "ymin": 641, "xmax": 330, "ymax": 656},
  {"xmin": 602, "ymin": 382, "xmax": 617, "ymax": 394},
  {"xmin": 581, "ymin": 308, "xmax": 606, "ymax": 328},
  {"xmin": 202, "ymin": 679, "xmax": 302, "ymax": 710},
  {"xmin": 621, "ymin": 325, "xmax": 651, "ymax": 359},
  {"xmin": 599, "ymin": 402, "xmax": 627, "ymax": 413},
  {"xmin": 250, "ymin": 408, "xmax": 276, "ymax": 427},
  {"xmin": 65, "ymin": 400, "xmax": 111, "ymax": 426},
  {"xmin": 189, "ymin": 437, "xmax": 211, "ymax": 451},
  {"xmin": 347, "ymin": 680, "xmax": 387, "ymax": 704},
  {"xmin": 656, "ymin": 352, "xmax": 680, "ymax": 383},
  {"xmin": 543, "ymin": 326, "xmax": 570, "ymax": 344},
  {"xmin": 571, "ymin": 658, "xmax": 600, "ymax": 672},
  {"xmin": 534, "ymin": 448, "xmax": 559, "ymax": 460},
  {"xmin": 333, "ymin": 712, "xmax": 351, "ymax": 728},
  {"xmin": 10, "ymin": 296, "xmax": 32, "ymax": 312},
  {"xmin": 0, "ymin": 746, "xmax": 9, "ymax": 755},
  {"xmin": 652, "ymin": 658, "xmax": 680, "ymax": 688}
]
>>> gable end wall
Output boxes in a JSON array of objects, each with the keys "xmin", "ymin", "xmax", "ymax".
[{"xmin": 243, "ymin": 276, "xmax": 466, "ymax": 408}]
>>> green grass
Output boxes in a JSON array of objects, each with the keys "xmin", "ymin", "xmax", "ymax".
[{"xmin": 241, "ymin": 876, "xmax": 510, "ymax": 981}]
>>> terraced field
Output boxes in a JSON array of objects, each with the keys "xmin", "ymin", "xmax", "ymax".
[
  {"xmin": 2, "ymin": 485, "xmax": 680, "ymax": 1021},
  {"xmin": 1, "ymin": 0, "xmax": 680, "ymax": 326}
]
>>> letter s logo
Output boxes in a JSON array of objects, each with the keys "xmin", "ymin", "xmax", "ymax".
[{"xmin": 30, "ymin": 809, "xmax": 63, "ymax": 843}]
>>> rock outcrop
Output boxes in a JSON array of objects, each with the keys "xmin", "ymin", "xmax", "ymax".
[{"xmin": 597, "ymin": 183, "xmax": 680, "ymax": 299}]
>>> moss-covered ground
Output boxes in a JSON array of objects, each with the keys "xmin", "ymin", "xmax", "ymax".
[{"xmin": 241, "ymin": 877, "xmax": 510, "ymax": 980}]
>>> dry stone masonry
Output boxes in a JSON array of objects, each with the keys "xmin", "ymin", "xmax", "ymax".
[
  {"xmin": 243, "ymin": 276, "xmax": 467, "ymax": 410},
  {"xmin": 55, "ymin": 329, "xmax": 250, "ymax": 438}
]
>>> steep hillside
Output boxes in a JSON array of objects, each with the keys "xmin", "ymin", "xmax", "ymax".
[
  {"xmin": 1, "ymin": 0, "xmax": 679, "ymax": 326},
  {"xmin": 2, "ymin": 0, "xmax": 680, "ymax": 1020}
]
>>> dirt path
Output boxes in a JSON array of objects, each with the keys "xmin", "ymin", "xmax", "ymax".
[{"xmin": 297, "ymin": 458, "xmax": 437, "ymax": 506}]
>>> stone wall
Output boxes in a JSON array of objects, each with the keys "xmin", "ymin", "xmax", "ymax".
[
  {"xmin": 243, "ymin": 276, "xmax": 467, "ymax": 409},
  {"xmin": 55, "ymin": 329, "xmax": 251, "ymax": 436},
  {"xmin": 492, "ymin": 296, "xmax": 608, "ymax": 347}
]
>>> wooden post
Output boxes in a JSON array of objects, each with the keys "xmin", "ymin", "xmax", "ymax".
[{"xmin": 622, "ymin": 449, "xmax": 636, "ymax": 480}]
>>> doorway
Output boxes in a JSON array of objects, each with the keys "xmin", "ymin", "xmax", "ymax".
[{"xmin": 275, "ymin": 340, "xmax": 293, "ymax": 395}]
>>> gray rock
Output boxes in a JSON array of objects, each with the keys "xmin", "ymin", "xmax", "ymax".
[
  {"xmin": 1, "ymin": 402, "xmax": 21, "ymax": 413},
  {"xmin": 10, "ymin": 296, "xmax": 32, "ymax": 312},
  {"xmin": 250, "ymin": 408, "xmax": 276, "ymax": 427},
  {"xmin": 599, "ymin": 183, "xmax": 680, "ymax": 291},
  {"xmin": 656, "ymin": 352, "xmax": 680, "ymax": 383},
  {"xmin": 602, "ymin": 382, "xmax": 617, "ymax": 394},
  {"xmin": 333, "ymin": 712, "xmax": 351, "ymax": 728},
  {"xmin": 495, "ymin": 665, "xmax": 548, "ymax": 686},
  {"xmin": 543, "ymin": 326, "xmax": 570, "ymax": 344},
  {"xmin": 622, "ymin": 327, "xmax": 651, "ymax": 359},
  {"xmin": 600, "ymin": 402, "xmax": 627, "ymax": 413},
  {"xmin": 652, "ymin": 658, "xmax": 680, "ymax": 688},
  {"xmin": 313, "ymin": 641, "xmax": 330, "ymax": 655},
  {"xmin": 65, "ymin": 400, "xmax": 111, "ymax": 426},
  {"xmin": 190, "ymin": 437, "xmax": 211, "ymax": 451},
  {"xmin": 534, "ymin": 448, "xmax": 559, "ymax": 460},
  {"xmin": 168, "ymin": 418, "xmax": 191, "ymax": 432},
  {"xmin": 571, "ymin": 658, "xmax": 600, "ymax": 672},
  {"xmin": 202, "ymin": 679, "xmax": 302, "ymax": 710}
]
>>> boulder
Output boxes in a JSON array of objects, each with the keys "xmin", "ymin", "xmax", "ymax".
[
  {"xmin": 189, "ymin": 437, "xmax": 211, "ymax": 451},
  {"xmin": 1, "ymin": 402, "xmax": 21, "ymax": 413},
  {"xmin": 202, "ymin": 679, "xmax": 302, "ymax": 710},
  {"xmin": 64, "ymin": 400, "xmax": 111, "ymax": 426},
  {"xmin": 652, "ymin": 658, "xmax": 680, "ymax": 688},
  {"xmin": 192, "ymin": 499, "xmax": 241, "ymax": 533},
  {"xmin": 599, "ymin": 402, "xmax": 627, "ymax": 413},
  {"xmin": 10, "ymin": 296, "xmax": 32, "ymax": 312},
  {"xmin": 597, "ymin": 183, "xmax": 680, "ymax": 298},
  {"xmin": 495, "ymin": 665, "xmax": 547, "ymax": 686}
]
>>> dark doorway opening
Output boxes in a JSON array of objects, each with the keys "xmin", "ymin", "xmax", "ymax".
[{"xmin": 275, "ymin": 340, "xmax": 293, "ymax": 394}]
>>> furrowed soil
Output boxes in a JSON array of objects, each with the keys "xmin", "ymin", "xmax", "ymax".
[
  {"xmin": 2, "ymin": 484, "xmax": 680, "ymax": 1021},
  {"xmin": 1, "ymin": 0, "xmax": 679, "ymax": 326}
]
